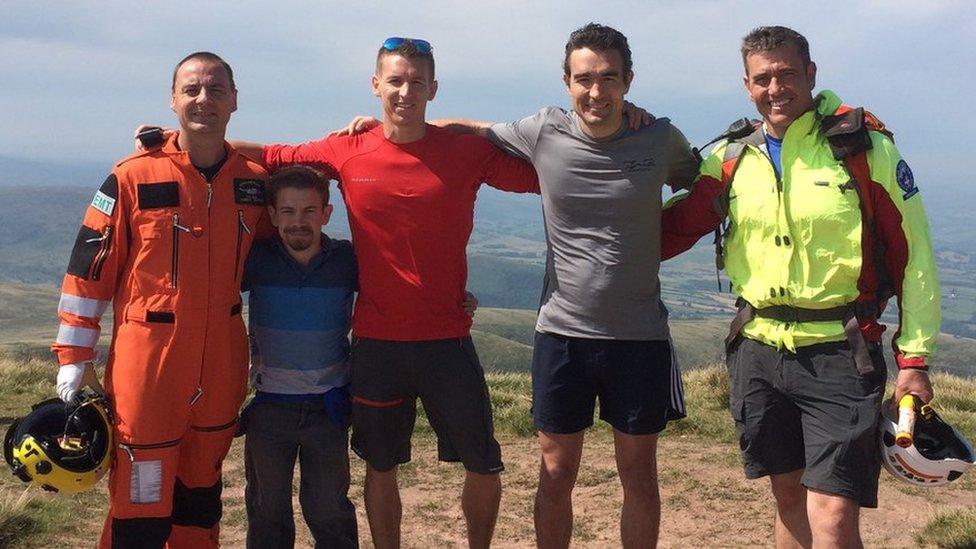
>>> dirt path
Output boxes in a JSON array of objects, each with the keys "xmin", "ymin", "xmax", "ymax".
[
  {"xmin": 32, "ymin": 429, "xmax": 976, "ymax": 547},
  {"xmin": 216, "ymin": 431, "xmax": 974, "ymax": 548}
]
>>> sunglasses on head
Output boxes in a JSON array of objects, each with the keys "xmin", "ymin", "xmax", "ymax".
[{"xmin": 381, "ymin": 37, "xmax": 433, "ymax": 54}]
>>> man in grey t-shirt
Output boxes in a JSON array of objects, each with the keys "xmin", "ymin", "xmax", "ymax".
[
  {"xmin": 489, "ymin": 105, "xmax": 695, "ymax": 342},
  {"xmin": 443, "ymin": 24, "xmax": 698, "ymax": 548},
  {"xmin": 335, "ymin": 23, "xmax": 699, "ymax": 548}
]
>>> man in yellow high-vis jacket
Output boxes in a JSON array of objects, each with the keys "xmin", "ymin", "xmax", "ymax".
[{"xmin": 662, "ymin": 26, "xmax": 939, "ymax": 547}]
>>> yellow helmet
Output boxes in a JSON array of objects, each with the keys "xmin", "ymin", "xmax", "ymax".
[{"xmin": 3, "ymin": 396, "xmax": 113, "ymax": 494}]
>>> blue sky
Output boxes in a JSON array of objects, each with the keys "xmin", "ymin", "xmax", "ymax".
[{"xmin": 2, "ymin": 1, "xmax": 973, "ymax": 185}]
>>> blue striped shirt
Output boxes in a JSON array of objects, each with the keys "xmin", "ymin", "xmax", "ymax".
[{"xmin": 243, "ymin": 235, "xmax": 357, "ymax": 396}]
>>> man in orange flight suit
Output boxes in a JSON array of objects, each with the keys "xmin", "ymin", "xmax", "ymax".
[{"xmin": 51, "ymin": 51, "xmax": 271, "ymax": 548}]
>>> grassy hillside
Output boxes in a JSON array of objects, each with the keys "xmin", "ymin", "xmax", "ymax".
[
  {"xmin": 0, "ymin": 348, "xmax": 973, "ymax": 547},
  {"xmin": 0, "ymin": 186, "xmax": 93, "ymax": 283},
  {"xmin": 471, "ymin": 307, "xmax": 731, "ymax": 372},
  {"xmin": 4, "ymin": 280, "xmax": 976, "ymax": 378},
  {"xmin": 7, "ymin": 184, "xmax": 976, "ymax": 340},
  {"xmin": 470, "ymin": 305, "xmax": 976, "ymax": 378}
]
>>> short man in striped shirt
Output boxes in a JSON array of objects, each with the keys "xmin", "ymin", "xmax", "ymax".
[{"xmin": 240, "ymin": 165, "xmax": 358, "ymax": 548}]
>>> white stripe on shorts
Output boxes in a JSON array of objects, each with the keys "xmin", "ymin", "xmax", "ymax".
[{"xmin": 668, "ymin": 337, "xmax": 686, "ymax": 416}]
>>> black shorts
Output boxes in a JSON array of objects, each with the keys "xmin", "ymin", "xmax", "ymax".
[
  {"xmin": 727, "ymin": 338, "xmax": 888, "ymax": 508},
  {"xmin": 531, "ymin": 331, "xmax": 685, "ymax": 436},
  {"xmin": 349, "ymin": 336, "xmax": 503, "ymax": 475}
]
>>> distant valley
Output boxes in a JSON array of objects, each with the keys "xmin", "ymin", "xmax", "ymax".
[
  {"xmin": 2, "ymin": 176, "xmax": 975, "ymax": 375},
  {"xmin": 3, "ymin": 180, "xmax": 975, "ymax": 330}
]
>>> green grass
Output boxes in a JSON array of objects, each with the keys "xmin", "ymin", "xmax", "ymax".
[
  {"xmin": 0, "ymin": 488, "xmax": 79, "ymax": 547},
  {"xmin": 486, "ymin": 372, "xmax": 536, "ymax": 437},
  {"xmin": 924, "ymin": 372, "xmax": 976, "ymax": 443},
  {"xmin": 472, "ymin": 308, "xmax": 539, "ymax": 347},
  {"xmin": 0, "ymin": 348, "xmax": 63, "ymax": 415},
  {"xmin": 666, "ymin": 364, "xmax": 736, "ymax": 443},
  {"xmin": 918, "ymin": 509, "xmax": 976, "ymax": 548},
  {"xmin": 470, "ymin": 330, "xmax": 534, "ymax": 373},
  {"xmin": 3, "ymin": 348, "xmax": 976, "ymax": 546}
]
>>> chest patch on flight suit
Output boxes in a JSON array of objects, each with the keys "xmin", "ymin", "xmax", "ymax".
[
  {"xmin": 137, "ymin": 182, "xmax": 180, "ymax": 209},
  {"xmin": 234, "ymin": 179, "xmax": 266, "ymax": 205},
  {"xmin": 896, "ymin": 160, "xmax": 918, "ymax": 200}
]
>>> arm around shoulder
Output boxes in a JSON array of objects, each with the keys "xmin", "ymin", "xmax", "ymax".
[
  {"xmin": 251, "ymin": 137, "xmax": 340, "ymax": 178},
  {"xmin": 429, "ymin": 118, "xmax": 492, "ymax": 137},
  {"xmin": 229, "ymin": 140, "xmax": 267, "ymax": 166},
  {"xmin": 666, "ymin": 123, "xmax": 701, "ymax": 192},
  {"xmin": 480, "ymin": 138, "xmax": 539, "ymax": 194}
]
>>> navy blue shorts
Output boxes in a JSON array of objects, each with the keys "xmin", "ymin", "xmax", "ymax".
[{"xmin": 531, "ymin": 331, "xmax": 685, "ymax": 435}]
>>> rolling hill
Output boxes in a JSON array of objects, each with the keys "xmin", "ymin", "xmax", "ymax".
[
  {"xmin": 5, "ymin": 281, "xmax": 975, "ymax": 378},
  {"xmin": 5, "ymin": 182, "xmax": 976, "ymax": 338}
]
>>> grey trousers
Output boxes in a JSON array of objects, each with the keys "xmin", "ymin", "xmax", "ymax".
[{"xmin": 244, "ymin": 399, "xmax": 358, "ymax": 548}]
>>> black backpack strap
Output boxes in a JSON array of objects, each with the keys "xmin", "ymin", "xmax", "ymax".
[
  {"xmin": 821, "ymin": 107, "xmax": 873, "ymax": 160},
  {"xmin": 700, "ymin": 118, "xmax": 762, "ymax": 290},
  {"xmin": 821, "ymin": 106, "xmax": 895, "ymax": 313},
  {"xmin": 713, "ymin": 125, "xmax": 763, "ymax": 275}
]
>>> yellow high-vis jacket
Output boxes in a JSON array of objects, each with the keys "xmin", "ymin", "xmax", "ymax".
[{"xmin": 662, "ymin": 90, "xmax": 940, "ymax": 368}]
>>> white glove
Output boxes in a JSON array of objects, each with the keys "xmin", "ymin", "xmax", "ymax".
[{"xmin": 56, "ymin": 363, "xmax": 89, "ymax": 403}]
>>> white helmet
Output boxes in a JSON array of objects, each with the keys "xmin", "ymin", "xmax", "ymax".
[{"xmin": 880, "ymin": 400, "xmax": 975, "ymax": 486}]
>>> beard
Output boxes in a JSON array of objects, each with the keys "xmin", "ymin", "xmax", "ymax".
[{"xmin": 282, "ymin": 227, "xmax": 315, "ymax": 252}]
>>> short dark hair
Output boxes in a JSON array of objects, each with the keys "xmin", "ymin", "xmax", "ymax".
[
  {"xmin": 563, "ymin": 23, "xmax": 633, "ymax": 78},
  {"xmin": 376, "ymin": 40, "xmax": 435, "ymax": 79},
  {"xmin": 268, "ymin": 165, "xmax": 330, "ymax": 207},
  {"xmin": 172, "ymin": 51, "xmax": 236, "ymax": 91},
  {"xmin": 741, "ymin": 26, "xmax": 811, "ymax": 70}
]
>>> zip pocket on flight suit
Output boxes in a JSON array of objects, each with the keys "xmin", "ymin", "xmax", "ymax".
[
  {"xmin": 119, "ymin": 438, "xmax": 181, "ymax": 461},
  {"xmin": 88, "ymin": 225, "xmax": 114, "ymax": 281},
  {"xmin": 191, "ymin": 417, "xmax": 239, "ymax": 433},
  {"xmin": 235, "ymin": 210, "xmax": 251, "ymax": 279},
  {"xmin": 119, "ymin": 438, "xmax": 181, "ymax": 504},
  {"xmin": 172, "ymin": 214, "xmax": 190, "ymax": 289}
]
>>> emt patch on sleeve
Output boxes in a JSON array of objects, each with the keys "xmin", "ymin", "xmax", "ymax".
[
  {"xmin": 91, "ymin": 174, "xmax": 119, "ymax": 216},
  {"xmin": 896, "ymin": 160, "xmax": 918, "ymax": 200},
  {"xmin": 91, "ymin": 191, "xmax": 116, "ymax": 216}
]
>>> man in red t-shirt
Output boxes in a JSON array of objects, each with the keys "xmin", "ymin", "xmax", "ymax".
[{"xmin": 232, "ymin": 38, "xmax": 538, "ymax": 548}]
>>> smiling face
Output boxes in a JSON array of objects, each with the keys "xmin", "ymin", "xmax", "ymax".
[
  {"xmin": 563, "ymin": 47, "xmax": 632, "ymax": 139},
  {"xmin": 743, "ymin": 42, "xmax": 816, "ymax": 138},
  {"xmin": 170, "ymin": 58, "xmax": 237, "ymax": 137},
  {"xmin": 372, "ymin": 53, "xmax": 437, "ymax": 131},
  {"xmin": 269, "ymin": 187, "xmax": 332, "ymax": 255}
]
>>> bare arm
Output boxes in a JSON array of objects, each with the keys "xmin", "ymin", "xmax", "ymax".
[{"xmin": 429, "ymin": 118, "xmax": 493, "ymax": 137}]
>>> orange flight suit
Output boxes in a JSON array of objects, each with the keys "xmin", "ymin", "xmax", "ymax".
[{"xmin": 52, "ymin": 133, "xmax": 271, "ymax": 548}]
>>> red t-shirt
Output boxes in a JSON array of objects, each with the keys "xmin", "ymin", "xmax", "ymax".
[{"xmin": 263, "ymin": 125, "xmax": 539, "ymax": 340}]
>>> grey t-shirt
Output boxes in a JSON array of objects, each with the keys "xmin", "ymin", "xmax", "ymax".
[{"xmin": 488, "ymin": 107, "xmax": 699, "ymax": 340}]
